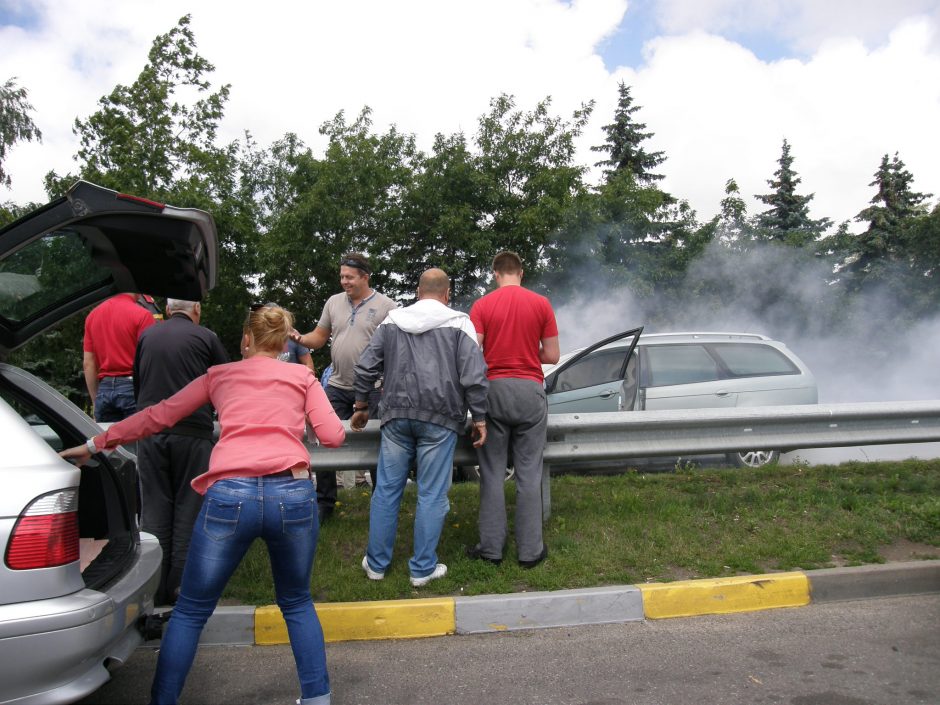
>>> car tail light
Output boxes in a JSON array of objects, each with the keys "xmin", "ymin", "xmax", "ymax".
[{"xmin": 5, "ymin": 489, "xmax": 79, "ymax": 570}]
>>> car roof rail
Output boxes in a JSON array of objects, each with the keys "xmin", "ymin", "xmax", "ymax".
[{"xmin": 640, "ymin": 332, "xmax": 771, "ymax": 342}]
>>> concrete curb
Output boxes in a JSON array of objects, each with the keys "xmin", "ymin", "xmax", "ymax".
[{"xmin": 179, "ymin": 560, "xmax": 939, "ymax": 647}]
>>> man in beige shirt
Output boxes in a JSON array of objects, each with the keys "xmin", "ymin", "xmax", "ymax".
[{"xmin": 295, "ymin": 252, "xmax": 397, "ymax": 521}]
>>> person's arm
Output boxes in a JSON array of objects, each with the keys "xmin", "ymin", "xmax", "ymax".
[
  {"xmin": 60, "ymin": 375, "xmax": 212, "ymax": 465},
  {"xmin": 457, "ymin": 327, "xmax": 490, "ymax": 448},
  {"xmin": 539, "ymin": 336, "xmax": 560, "ymax": 365},
  {"xmin": 350, "ymin": 330, "xmax": 386, "ymax": 431},
  {"xmin": 297, "ymin": 350, "xmax": 315, "ymax": 372},
  {"xmin": 304, "ymin": 375, "xmax": 346, "ymax": 447},
  {"xmin": 83, "ymin": 352, "xmax": 99, "ymax": 408},
  {"xmin": 295, "ymin": 326, "xmax": 330, "ymax": 351}
]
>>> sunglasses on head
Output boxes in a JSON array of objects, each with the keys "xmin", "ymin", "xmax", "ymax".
[{"xmin": 340, "ymin": 259, "xmax": 370, "ymax": 274}]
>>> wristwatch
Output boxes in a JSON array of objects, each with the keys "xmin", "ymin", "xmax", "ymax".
[
  {"xmin": 86, "ymin": 438, "xmax": 99, "ymax": 454},
  {"xmin": 353, "ymin": 403, "xmax": 369, "ymax": 412}
]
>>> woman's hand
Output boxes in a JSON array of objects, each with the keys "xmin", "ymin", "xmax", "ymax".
[{"xmin": 60, "ymin": 444, "xmax": 93, "ymax": 466}]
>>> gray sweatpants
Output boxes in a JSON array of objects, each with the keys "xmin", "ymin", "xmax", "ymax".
[{"xmin": 475, "ymin": 377, "xmax": 547, "ymax": 562}]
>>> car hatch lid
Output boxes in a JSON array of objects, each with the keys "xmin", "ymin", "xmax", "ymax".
[
  {"xmin": 0, "ymin": 181, "xmax": 218, "ymax": 355},
  {"xmin": 545, "ymin": 326, "xmax": 643, "ymax": 393}
]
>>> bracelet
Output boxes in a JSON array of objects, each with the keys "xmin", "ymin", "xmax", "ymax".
[{"xmin": 86, "ymin": 438, "xmax": 98, "ymax": 454}]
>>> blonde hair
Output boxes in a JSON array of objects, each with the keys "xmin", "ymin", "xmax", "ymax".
[{"xmin": 245, "ymin": 305, "xmax": 294, "ymax": 354}]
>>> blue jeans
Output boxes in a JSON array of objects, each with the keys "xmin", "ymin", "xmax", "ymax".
[
  {"xmin": 149, "ymin": 477, "xmax": 330, "ymax": 705},
  {"xmin": 94, "ymin": 376, "xmax": 136, "ymax": 422},
  {"xmin": 366, "ymin": 418, "xmax": 456, "ymax": 578}
]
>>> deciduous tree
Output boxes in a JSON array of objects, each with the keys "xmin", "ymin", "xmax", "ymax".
[{"xmin": 0, "ymin": 77, "xmax": 42, "ymax": 188}]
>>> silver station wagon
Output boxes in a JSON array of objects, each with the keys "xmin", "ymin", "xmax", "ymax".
[
  {"xmin": 544, "ymin": 329, "xmax": 818, "ymax": 468},
  {"xmin": 0, "ymin": 181, "xmax": 218, "ymax": 704}
]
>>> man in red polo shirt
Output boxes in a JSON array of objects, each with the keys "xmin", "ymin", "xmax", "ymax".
[
  {"xmin": 468, "ymin": 251, "xmax": 559, "ymax": 569},
  {"xmin": 83, "ymin": 292, "xmax": 157, "ymax": 421}
]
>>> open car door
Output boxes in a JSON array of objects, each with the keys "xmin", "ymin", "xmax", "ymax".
[{"xmin": 544, "ymin": 327, "xmax": 643, "ymax": 413}]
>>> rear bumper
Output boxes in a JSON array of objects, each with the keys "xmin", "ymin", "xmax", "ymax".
[{"xmin": 0, "ymin": 534, "xmax": 160, "ymax": 705}]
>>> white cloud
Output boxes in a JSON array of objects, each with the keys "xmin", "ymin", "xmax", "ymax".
[
  {"xmin": 611, "ymin": 17, "xmax": 940, "ymax": 230},
  {"xmin": 1, "ymin": 0, "xmax": 937, "ymax": 236},
  {"xmin": 653, "ymin": 0, "xmax": 940, "ymax": 53}
]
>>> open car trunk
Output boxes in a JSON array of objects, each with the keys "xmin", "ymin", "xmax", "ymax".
[{"xmin": 0, "ymin": 364, "xmax": 141, "ymax": 591}]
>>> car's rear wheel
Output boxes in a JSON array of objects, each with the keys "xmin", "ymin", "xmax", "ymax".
[{"xmin": 729, "ymin": 449, "xmax": 779, "ymax": 468}]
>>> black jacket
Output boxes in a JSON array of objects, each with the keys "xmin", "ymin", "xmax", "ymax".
[{"xmin": 133, "ymin": 313, "xmax": 228, "ymax": 438}]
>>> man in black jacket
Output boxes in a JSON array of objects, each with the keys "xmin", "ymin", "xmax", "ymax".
[
  {"xmin": 351, "ymin": 268, "xmax": 488, "ymax": 587},
  {"xmin": 134, "ymin": 298, "xmax": 228, "ymax": 605}
]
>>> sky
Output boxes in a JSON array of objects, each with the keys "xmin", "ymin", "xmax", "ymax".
[{"xmin": 1, "ymin": 0, "xmax": 939, "ymax": 232}]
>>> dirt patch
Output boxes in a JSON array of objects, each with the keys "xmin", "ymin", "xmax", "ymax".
[{"xmin": 877, "ymin": 538, "xmax": 940, "ymax": 562}]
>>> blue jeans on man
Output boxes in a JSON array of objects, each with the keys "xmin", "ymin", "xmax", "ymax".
[
  {"xmin": 94, "ymin": 375, "xmax": 136, "ymax": 422},
  {"xmin": 365, "ymin": 418, "xmax": 456, "ymax": 579},
  {"xmin": 149, "ymin": 476, "xmax": 330, "ymax": 705}
]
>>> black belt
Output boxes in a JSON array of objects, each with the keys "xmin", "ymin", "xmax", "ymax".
[{"xmin": 269, "ymin": 469, "xmax": 311, "ymax": 479}]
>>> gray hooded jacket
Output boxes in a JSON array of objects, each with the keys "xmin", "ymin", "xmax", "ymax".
[{"xmin": 353, "ymin": 299, "xmax": 488, "ymax": 433}]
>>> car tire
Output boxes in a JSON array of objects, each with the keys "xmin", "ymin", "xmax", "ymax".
[
  {"xmin": 453, "ymin": 465, "xmax": 480, "ymax": 482},
  {"xmin": 729, "ymin": 450, "xmax": 780, "ymax": 468}
]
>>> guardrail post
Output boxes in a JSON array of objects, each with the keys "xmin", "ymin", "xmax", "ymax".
[{"xmin": 542, "ymin": 462, "xmax": 551, "ymax": 522}]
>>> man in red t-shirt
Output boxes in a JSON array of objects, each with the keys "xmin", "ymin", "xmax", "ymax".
[
  {"xmin": 468, "ymin": 251, "xmax": 559, "ymax": 569},
  {"xmin": 83, "ymin": 293, "xmax": 157, "ymax": 421}
]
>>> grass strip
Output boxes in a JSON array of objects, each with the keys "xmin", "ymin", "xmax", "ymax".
[{"xmin": 221, "ymin": 458, "xmax": 940, "ymax": 605}]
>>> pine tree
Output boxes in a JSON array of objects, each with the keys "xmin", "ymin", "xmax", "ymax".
[
  {"xmin": 755, "ymin": 139, "xmax": 830, "ymax": 246},
  {"xmin": 591, "ymin": 82, "xmax": 665, "ymax": 184},
  {"xmin": 853, "ymin": 152, "xmax": 930, "ymax": 270}
]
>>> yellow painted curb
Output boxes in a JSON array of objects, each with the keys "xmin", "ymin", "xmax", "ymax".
[
  {"xmin": 255, "ymin": 598, "xmax": 456, "ymax": 644},
  {"xmin": 637, "ymin": 572, "xmax": 810, "ymax": 619}
]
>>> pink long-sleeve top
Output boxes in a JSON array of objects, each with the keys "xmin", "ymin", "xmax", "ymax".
[{"xmin": 93, "ymin": 355, "xmax": 346, "ymax": 494}]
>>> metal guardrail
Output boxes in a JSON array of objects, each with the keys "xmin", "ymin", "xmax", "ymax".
[
  {"xmin": 308, "ymin": 401, "xmax": 940, "ymax": 521},
  {"xmin": 308, "ymin": 401, "xmax": 940, "ymax": 470}
]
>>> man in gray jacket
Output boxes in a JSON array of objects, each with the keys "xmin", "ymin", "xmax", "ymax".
[{"xmin": 351, "ymin": 268, "xmax": 488, "ymax": 587}]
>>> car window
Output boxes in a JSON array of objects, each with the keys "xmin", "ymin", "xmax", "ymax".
[
  {"xmin": 0, "ymin": 386, "xmax": 66, "ymax": 451},
  {"xmin": 0, "ymin": 228, "xmax": 110, "ymax": 323},
  {"xmin": 645, "ymin": 344, "xmax": 719, "ymax": 386},
  {"xmin": 552, "ymin": 348, "xmax": 629, "ymax": 392},
  {"xmin": 710, "ymin": 343, "xmax": 799, "ymax": 377}
]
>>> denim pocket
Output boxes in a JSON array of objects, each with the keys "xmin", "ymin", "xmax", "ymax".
[
  {"xmin": 280, "ymin": 498, "xmax": 316, "ymax": 535},
  {"xmin": 203, "ymin": 497, "xmax": 242, "ymax": 540}
]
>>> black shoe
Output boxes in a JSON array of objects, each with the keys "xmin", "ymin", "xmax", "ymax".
[
  {"xmin": 318, "ymin": 505, "xmax": 334, "ymax": 524},
  {"xmin": 519, "ymin": 545, "xmax": 548, "ymax": 569},
  {"xmin": 466, "ymin": 545, "xmax": 502, "ymax": 566}
]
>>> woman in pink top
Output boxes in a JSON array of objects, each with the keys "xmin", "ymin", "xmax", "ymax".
[{"xmin": 62, "ymin": 304, "xmax": 344, "ymax": 705}]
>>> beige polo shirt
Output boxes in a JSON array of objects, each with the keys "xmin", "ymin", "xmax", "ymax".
[{"xmin": 317, "ymin": 289, "xmax": 398, "ymax": 390}]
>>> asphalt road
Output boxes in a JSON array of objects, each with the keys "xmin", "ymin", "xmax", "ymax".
[{"xmin": 81, "ymin": 594, "xmax": 939, "ymax": 705}]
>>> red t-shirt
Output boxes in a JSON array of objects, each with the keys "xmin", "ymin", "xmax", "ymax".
[
  {"xmin": 470, "ymin": 285, "xmax": 558, "ymax": 382},
  {"xmin": 83, "ymin": 294, "xmax": 156, "ymax": 378}
]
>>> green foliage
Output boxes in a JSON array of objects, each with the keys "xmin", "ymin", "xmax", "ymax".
[
  {"xmin": 220, "ymin": 459, "xmax": 940, "ymax": 604},
  {"xmin": 48, "ymin": 15, "xmax": 230, "ymax": 199},
  {"xmin": 0, "ymin": 77, "xmax": 42, "ymax": 188},
  {"xmin": 591, "ymin": 82, "xmax": 665, "ymax": 184},
  {"xmin": 473, "ymin": 94, "xmax": 594, "ymax": 289},
  {"xmin": 41, "ymin": 14, "xmax": 257, "ymax": 362},
  {"xmin": 755, "ymin": 139, "xmax": 831, "ymax": 246},
  {"xmin": 258, "ymin": 108, "xmax": 420, "ymax": 334}
]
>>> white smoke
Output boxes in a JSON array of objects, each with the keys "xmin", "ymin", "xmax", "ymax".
[{"xmin": 552, "ymin": 240, "xmax": 940, "ymax": 404}]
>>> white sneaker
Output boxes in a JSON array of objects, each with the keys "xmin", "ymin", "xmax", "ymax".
[
  {"xmin": 410, "ymin": 563, "xmax": 447, "ymax": 587},
  {"xmin": 361, "ymin": 555, "xmax": 384, "ymax": 580}
]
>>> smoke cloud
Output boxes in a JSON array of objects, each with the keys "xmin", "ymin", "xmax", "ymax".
[{"xmin": 552, "ymin": 240, "xmax": 940, "ymax": 404}]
